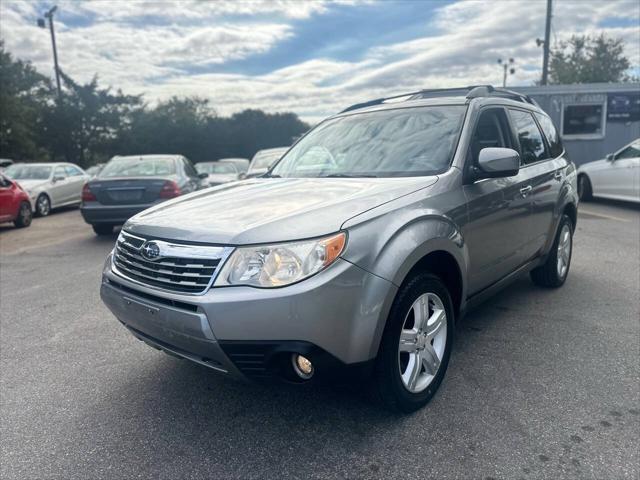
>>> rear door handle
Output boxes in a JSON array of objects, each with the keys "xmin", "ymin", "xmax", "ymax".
[{"xmin": 519, "ymin": 185, "xmax": 533, "ymax": 197}]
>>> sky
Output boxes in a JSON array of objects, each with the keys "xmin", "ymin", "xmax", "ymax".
[{"xmin": 1, "ymin": 0, "xmax": 639, "ymax": 124}]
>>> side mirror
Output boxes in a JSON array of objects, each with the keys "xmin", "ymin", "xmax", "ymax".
[
  {"xmin": 53, "ymin": 175, "xmax": 65, "ymax": 182},
  {"xmin": 475, "ymin": 147, "xmax": 520, "ymax": 179},
  {"xmin": 606, "ymin": 153, "xmax": 614, "ymax": 162},
  {"xmin": 198, "ymin": 172, "xmax": 208, "ymax": 179}
]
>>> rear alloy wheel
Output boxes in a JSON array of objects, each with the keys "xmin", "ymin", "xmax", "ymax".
[
  {"xmin": 14, "ymin": 201, "xmax": 32, "ymax": 228},
  {"xmin": 530, "ymin": 214, "xmax": 573, "ymax": 288},
  {"xmin": 92, "ymin": 224, "xmax": 114, "ymax": 236},
  {"xmin": 35, "ymin": 194, "xmax": 51, "ymax": 217},
  {"xmin": 373, "ymin": 273, "xmax": 454, "ymax": 412},
  {"xmin": 578, "ymin": 175, "xmax": 593, "ymax": 201}
]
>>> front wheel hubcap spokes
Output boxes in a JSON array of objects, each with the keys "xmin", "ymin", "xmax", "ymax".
[
  {"xmin": 557, "ymin": 225, "xmax": 571, "ymax": 277},
  {"xmin": 398, "ymin": 293, "xmax": 447, "ymax": 393}
]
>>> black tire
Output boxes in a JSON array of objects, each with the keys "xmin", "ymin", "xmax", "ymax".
[
  {"xmin": 372, "ymin": 273, "xmax": 454, "ymax": 413},
  {"xmin": 13, "ymin": 201, "xmax": 32, "ymax": 228},
  {"xmin": 530, "ymin": 214, "xmax": 573, "ymax": 288},
  {"xmin": 578, "ymin": 174, "xmax": 593, "ymax": 201},
  {"xmin": 92, "ymin": 224, "xmax": 114, "ymax": 236},
  {"xmin": 35, "ymin": 193, "xmax": 51, "ymax": 217}
]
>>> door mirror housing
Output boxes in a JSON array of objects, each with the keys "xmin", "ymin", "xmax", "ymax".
[
  {"xmin": 53, "ymin": 175, "xmax": 65, "ymax": 182},
  {"xmin": 606, "ymin": 153, "xmax": 614, "ymax": 162},
  {"xmin": 198, "ymin": 172, "xmax": 208, "ymax": 179},
  {"xmin": 475, "ymin": 147, "xmax": 520, "ymax": 179}
]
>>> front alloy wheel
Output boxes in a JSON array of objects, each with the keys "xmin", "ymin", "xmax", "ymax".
[
  {"xmin": 373, "ymin": 273, "xmax": 454, "ymax": 412},
  {"xmin": 398, "ymin": 293, "xmax": 447, "ymax": 393},
  {"xmin": 36, "ymin": 194, "xmax": 51, "ymax": 217},
  {"xmin": 556, "ymin": 224, "xmax": 571, "ymax": 279}
]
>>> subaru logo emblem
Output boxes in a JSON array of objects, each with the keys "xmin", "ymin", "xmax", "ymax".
[{"xmin": 141, "ymin": 241, "xmax": 161, "ymax": 260}]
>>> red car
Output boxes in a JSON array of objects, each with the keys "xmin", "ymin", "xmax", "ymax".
[{"xmin": 0, "ymin": 173, "xmax": 32, "ymax": 228}]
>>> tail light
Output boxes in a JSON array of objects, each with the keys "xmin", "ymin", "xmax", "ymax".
[
  {"xmin": 160, "ymin": 180, "xmax": 181, "ymax": 199},
  {"xmin": 82, "ymin": 183, "xmax": 96, "ymax": 202}
]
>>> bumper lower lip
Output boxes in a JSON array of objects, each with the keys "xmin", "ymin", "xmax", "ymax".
[{"xmin": 100, "ymin": 253, "xmax": 397, "ymax": 381}]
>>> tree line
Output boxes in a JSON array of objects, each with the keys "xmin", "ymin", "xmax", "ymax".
[{"xmin": 0, "ymin": 42, "xmax": 309, "ymax": 167}]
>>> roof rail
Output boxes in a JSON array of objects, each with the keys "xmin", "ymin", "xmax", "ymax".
[{"xmin": 340, "ymin": 85, "xmax": 537, "ymax": 113}]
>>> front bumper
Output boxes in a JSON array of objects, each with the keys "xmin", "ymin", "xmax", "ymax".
[
  {"xmin": 81, "ymin": 203, "xmax": 156, "ymax": 225},
  {"xmin": 100, "ymin": 253, "xmax": 397, "ymax": 382}
]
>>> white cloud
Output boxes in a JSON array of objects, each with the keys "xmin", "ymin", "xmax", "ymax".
[{"xmin": 0, "ymin": 0, "xmax": 638, "ymax": 124}]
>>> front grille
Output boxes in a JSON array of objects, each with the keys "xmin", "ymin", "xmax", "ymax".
[{"xmin": 112, "ymin": 231, "xmax": 232, "ymax": 294}]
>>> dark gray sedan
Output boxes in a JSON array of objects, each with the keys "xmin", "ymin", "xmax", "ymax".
[{"xmin": 80, "ymin": 155, "xmax": 206, "ymax": 235}]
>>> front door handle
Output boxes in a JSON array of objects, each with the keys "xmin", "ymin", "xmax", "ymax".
[
  {"xmin": 554, "ymin": 170, "xmax": 563, "ymax": 180},
  {"xmin": 519, "ymin": 185, "xmax": 533, "ymax": 197}
]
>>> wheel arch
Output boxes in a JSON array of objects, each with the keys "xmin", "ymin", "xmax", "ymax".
[
  {"xmin": 401, "ymin": 250, "xmax": 464, "ymax": 319},
  {"xmin": 563, "ymin": 202, "xmax": 577, "ymax": 230}
]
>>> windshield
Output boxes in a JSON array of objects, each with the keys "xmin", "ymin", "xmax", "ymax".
[
  {"xmin": 4, "ymin": 165, "xmax": 52, "ymax": 180},
  {"xmin": 250, "ymin": 149, "xmax": 287, "ymax": 171},
  {"xmin": 196, "ymin": 163, "xmax": 236, "ymax": 174},
  {"xmin": 100, "ymin": 157, "xmax": 176, "ymax": 177},
  {"xmin": 272, "ymin": 106, "xmax": 466, "ymax": 178}
]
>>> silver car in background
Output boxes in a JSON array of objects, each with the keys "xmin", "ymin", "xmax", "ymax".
[
  {"xmin": 4, "ymin": 162, "xmax": 89, "ymax": 216},
  {"xmin": 195, "ymin": 161, "xmax": 241, "ymax": 187},
  {"xmin": 218, "ymin": 157, "xmax": 250, "ymax": 175},
  {"xmin": 246, "ymin": 147, "xmax": 289, "ymax": 178}
]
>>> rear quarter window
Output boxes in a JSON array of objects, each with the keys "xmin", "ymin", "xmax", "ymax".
[
  {"xmin": 534, "ymin": 113, "xmax": 564, "ymax": 158},
  {"xmin": 508, "ymin": 109, "xmax": 548, "ymax": 164}
]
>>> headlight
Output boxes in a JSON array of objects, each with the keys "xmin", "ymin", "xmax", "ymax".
[{"xmin": 214, "ymin": 232, "xmax": 346, "ymax": 288}]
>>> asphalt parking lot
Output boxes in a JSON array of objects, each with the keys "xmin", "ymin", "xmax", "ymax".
[{"xmin": 0, "ymin": 201, "xmax": 638, "ymax": 480}]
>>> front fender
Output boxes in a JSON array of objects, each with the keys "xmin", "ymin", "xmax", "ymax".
[{"xmin": 342, "ymin": 210, "xmax": 468, "ymax": 294}]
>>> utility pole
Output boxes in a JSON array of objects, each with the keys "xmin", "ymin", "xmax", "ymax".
[
  {"xmin": 38, "ymin": 6, "xmax": 62, "ymax": 100},
  {"xmin": 497, "ymin": 58, "xmax": 515, "ymax": 87},
  {"xmin": 541, "ymin": 0, "xmax": 552, "ymax": 85}
]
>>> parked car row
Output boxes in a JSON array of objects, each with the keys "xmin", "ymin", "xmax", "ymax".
[
  {"xmin": 3, "ymin": 162, "xmax": 90, "ymax": 217},
  {"xmin": 0, "ymin": 148, "xmax": 289, "ymax": 232}
]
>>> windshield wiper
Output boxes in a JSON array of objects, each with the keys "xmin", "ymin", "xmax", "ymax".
[{"xmin": 319, "ymin": 173, "xmax": 378, "ymax": 178}]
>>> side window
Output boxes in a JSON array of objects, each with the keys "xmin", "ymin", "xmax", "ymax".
[
  {"xmin": 468, "ymin": 108, "xmax": 513, "ymax": 166},
  {"xmin": 183, "ymin": 158, "xmax": 198, "ymax": 177},
  {"xmin": 509, "ymin": 109, "xmax": 548, "ymax": 164},
  {"xmin": 615, "ymin": 141, "xmax": 640, "ymax": 160},
  {"xmin": 53, "ymin": 166, "xmax": 67, "ymax": 179},
  {"xmin": 534, "ymin": 113, "xmax": 563, "ymax": 158},
  {"xmin": 65, "ymin": 165, "xmax": 83, "ymax": 176}
]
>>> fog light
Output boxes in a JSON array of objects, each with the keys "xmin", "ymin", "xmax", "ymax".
[{"xmin": 292, "ymin": 354, "xmax": 314, "ymax": 379}]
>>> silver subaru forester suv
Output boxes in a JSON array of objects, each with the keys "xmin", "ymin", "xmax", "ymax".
[{"xmin": 100, "ymin": 86, "xmax": 578, "ymax": 412}]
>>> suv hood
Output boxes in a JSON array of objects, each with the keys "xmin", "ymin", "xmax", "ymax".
[{"xmin": 125, "ymin": 177, "xmax": 437, "ymax": 244}]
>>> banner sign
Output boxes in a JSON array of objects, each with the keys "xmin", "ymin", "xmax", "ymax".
[{"xmin": 607, "ymin": 93, "xmax": 640, "ymax": 122}]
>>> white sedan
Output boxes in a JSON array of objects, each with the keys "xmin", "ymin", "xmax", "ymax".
[
  {"xmin": 578, "ymin": 139, "xmax": 640, "ymax": 203},
  {"xmin": 4, "ymin": 163, "xmax": 90, "ymax": 216}
]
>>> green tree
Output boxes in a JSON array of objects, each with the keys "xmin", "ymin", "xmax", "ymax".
[
  {"xmin": 0, "ymin": 42, "xmax": 53, "ymax": 160},
  {"xmin": 549, "ymin": 33, "xmax": 632, "ymax": 84},
  {"xmin": 0, "ymin": 43, "xmax": 309, "ymax": 166},
  {"xmin": 122, "ymin": 96, "xmax": 214, "ymax": 161},
  {"xmin": 41, "ymin": 72, "xmax": 143, "ymax": 166}
]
